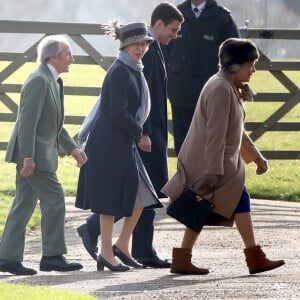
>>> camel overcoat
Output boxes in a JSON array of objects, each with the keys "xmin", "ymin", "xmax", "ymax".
[{"xmin": 162, "ymin": 70, "xmax": 262, "ymax": 226}]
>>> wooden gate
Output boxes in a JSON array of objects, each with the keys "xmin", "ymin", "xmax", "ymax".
[
  {"xmin": 240, "ymin": 28, "xmax": 300, "ymax": 159},
  {"xmin": 0, "ymin": 21, "xmax": 299, "ymax": 159}
]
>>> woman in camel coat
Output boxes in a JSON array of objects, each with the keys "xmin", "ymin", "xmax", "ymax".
[{"xmin": 162, "ymin": 38, "xmax": 285, "ymax": 275}]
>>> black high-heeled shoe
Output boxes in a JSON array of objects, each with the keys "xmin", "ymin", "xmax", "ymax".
[
  {"xmin": 97, "ymin": 255, "xmax": 130, "ymax": 272},
  {"xmin": 112, "ymin": 245, "xmax": 143, "ymax": 268}
]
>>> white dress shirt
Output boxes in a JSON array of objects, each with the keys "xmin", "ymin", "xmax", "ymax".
[{"xmin": 192, "ymin": 1, "xmax": 206, "ymax": 18}]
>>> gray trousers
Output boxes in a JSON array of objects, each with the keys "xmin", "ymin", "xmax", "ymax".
[{"xmin": 0, "ymin": 167, "xmax": 67, "ymax": 262}]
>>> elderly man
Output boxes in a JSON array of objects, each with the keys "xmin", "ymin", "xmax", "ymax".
[{"xmin": 0, "ymin": 35, "xmax": 87, "ymax": 275}]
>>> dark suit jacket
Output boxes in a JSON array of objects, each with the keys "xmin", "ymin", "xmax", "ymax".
[{"xmin": 139, "ymin": 39, "xmax": 169, "ymax": 197}]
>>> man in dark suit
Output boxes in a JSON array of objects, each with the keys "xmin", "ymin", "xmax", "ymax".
[
  {"xmin": 77, "ymin": 2, "xmax": 184, "ymax": 268},
  {"xmin": 0, "ymin": 35, "xmax": 87, "ymax": 275}
]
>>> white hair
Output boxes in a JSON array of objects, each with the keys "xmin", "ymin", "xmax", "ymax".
[{"xmin": 36, "ymin": 35, "xmax": 71, "ymax": 64}]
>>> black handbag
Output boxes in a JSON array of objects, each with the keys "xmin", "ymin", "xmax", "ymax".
[{"xmin": 167, "ymin": 188, "xmax": 214, "ymax": 233}]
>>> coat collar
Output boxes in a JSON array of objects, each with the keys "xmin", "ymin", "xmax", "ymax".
[
  {"xmin": 147, "ymin": 29, "xmax": 167, "ymax": 79},
  {"xmin": 39, "ymin": 64, "xmax": 60, "ymax": 99},
  {"xmin": 217, "ymin": 70, "xmax": 246, "ymax": 120},
  {"xmin": 39, "ymin": 64, "xmax": 63, "ymax": 129},
  {"xmin": 217, "ymin": 69, "xmax": 255, "ymax": 102}
]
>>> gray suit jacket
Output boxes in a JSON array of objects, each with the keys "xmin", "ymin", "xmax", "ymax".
[{"xmin": 5, "ymin": 64, "xmax": 77, "ymax": 172}]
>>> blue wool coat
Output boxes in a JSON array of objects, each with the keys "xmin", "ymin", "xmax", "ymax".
[{"xmin": 75, "ymin": 60, "xmax": 161, "ymax": 216}]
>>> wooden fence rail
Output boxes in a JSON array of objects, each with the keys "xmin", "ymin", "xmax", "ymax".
[{"xmin": 0, "ymin": 21, "xmax": 299, "ymax": 159}]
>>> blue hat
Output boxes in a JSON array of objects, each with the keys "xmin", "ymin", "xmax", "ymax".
[{"xmin": 118, "ymin": 23, "xmax": 154, "ymax": 49}]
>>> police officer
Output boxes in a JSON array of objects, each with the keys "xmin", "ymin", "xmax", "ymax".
[{"xmin": 164, "ymin": 0, "xmax": 239, "ymax": 155}]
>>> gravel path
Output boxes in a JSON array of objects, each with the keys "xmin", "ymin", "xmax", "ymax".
[{"xmin": 0, "ymin": 198, "xmax": 299, "ymax": 299}]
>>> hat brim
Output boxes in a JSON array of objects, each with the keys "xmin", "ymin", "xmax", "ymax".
[{"xmin": 120, "ymin": 35, "xmax": 154, "ymax": 49}]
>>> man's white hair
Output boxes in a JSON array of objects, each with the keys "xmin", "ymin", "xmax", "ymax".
[{"xmin": 36, "ymin": 35, "xmax": 70, "ymax": 64}]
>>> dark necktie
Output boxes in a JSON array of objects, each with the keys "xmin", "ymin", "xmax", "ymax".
[
  {"xmin": 193, "ymin": 7, "xmax": 202, "ymax": 18},
  {"xmin": 57, "ymin": 77, "xmax": 64, "ymax": 100},
  {"xmin": 56, "ymin": 77, "xmax": 64, "ymax": 130}
]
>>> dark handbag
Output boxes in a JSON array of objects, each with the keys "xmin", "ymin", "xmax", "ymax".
[{"xmin": 167, "ymin": 188, "xmax": 214, "ymax": 233}]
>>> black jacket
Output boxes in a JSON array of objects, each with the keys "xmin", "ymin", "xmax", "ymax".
[
  {"xmin": 164, "ymin": 0, "xmax": 239, "ymax": 108},
  {"xmin": 140, "ymin": 39, "xmax": 169, "ymax": 197}
]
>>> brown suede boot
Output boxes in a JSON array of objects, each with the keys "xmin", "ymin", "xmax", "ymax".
[
  {"xmin": 170, "ymin": 247, "xmax": 209, "ymax": 275},
  {"xmin": 244, "ymin": 245, "xmax": 285, "ymax": 274}
]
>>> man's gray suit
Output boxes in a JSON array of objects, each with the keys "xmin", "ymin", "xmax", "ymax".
[{"xmin": 0, "ymin": 64, "xmax": 77, "ymax": 261}]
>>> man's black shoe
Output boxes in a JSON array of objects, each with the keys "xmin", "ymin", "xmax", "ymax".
[
  {"xmin": 77, "ymin": 224, "xmax": 98, "ymax": 260},
  {"xmin": 40, "ymin": 255, "xmax": 83, "ymax": 272},
  {"xmin": 0, "ymin": 259, "xmax": 37, "ymax": 275},
  {"xmin": 136, "ymin": 256, "xmax": 171, "ymax": 268}
]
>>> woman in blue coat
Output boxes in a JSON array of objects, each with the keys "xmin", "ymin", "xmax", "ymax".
[{"xmin": 75, "ymin": 22, "xmax": 162, "ymax": 272}]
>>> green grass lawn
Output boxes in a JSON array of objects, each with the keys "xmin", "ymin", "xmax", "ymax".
[
  {"xmin": 0, "ymin": 63, "xmax": 300, "ymax": 235},
  {"xmin": 0, "ymin": 283, "xmax": 97, "ymax": 300}
]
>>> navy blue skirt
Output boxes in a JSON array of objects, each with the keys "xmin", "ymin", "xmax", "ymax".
[{"xmin": 234, "ymin": 186, "xmax": 251, "ymax": 213}]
